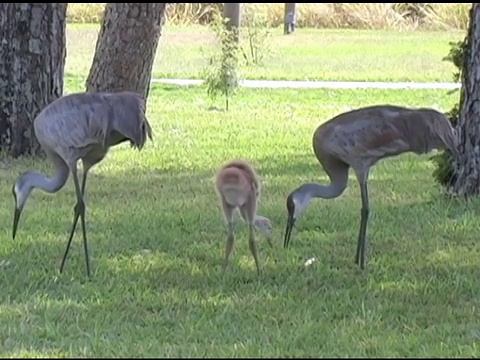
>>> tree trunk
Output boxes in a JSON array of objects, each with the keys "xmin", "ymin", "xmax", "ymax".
[
  {"xmin": 224, "ymin": 3, "xmax": 241, "ymax": 43},
  {"xmin": 85, "ymin": 3, "xmax": 166, "ymax": 101},
  {"xmin": 0, "ymin": 3, "xmax": 67, "ymax": 158},
  {"xmin": 284, "ymin": 3, "xmax": 297, "ymax": 35},
  {"xmin": 451, "ymin": 4, "xmax": 480, "ymax": 196},
  {"xmin": 224, "ymin": 3, "xmax": 241, "ymax": 30}
]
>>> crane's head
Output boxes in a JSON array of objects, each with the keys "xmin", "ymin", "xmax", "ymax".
[
  {"xmin": 253, "ymin": 215, "xmax": 274, "ymax": 248},
  {"xmin": 284, "ymin": 187, "xmax": 311, "ymax": 249},
  {"xmin": 12, "ymin": 175, "xmax": 33, "ymax": 240}
]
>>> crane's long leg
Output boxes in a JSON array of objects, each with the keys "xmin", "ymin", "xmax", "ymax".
[
  {"xmin": 248, "ymin": 222, "xmax": 262, "ymax": 275},
  {"xmin": 78, "ymin": 169, "xmax": 90, "ymax": 277},
  {"xmin": 80, "ymin": 168, "xmax": 88, "ymax": 195},
  {"xmin": 60, "ymin": 168, "xmax": 91, "ymax": 277},
  {"xmin": 240, "ymin": 203, "xmax": 263, "ymax": 275},
  {"xmin": 355, "ymin": 179, "xmax": 370, "ymax": 270},
  {"xmin": 222, "ymin": 200, "xmax": 235, "ymax": 274}
]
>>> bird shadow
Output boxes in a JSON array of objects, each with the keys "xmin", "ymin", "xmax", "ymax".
[
  {"xmin": 3, "ymin": 152, "xmax": 475, "ymax": 291},
  {"xmin": 2, "ymin": 158, "xmax": 479, "ymax": 359}
]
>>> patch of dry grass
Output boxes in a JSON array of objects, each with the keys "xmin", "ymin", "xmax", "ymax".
[{"xmin": 66, "ymin": 3, "xmax": 471, "ymax": 31}]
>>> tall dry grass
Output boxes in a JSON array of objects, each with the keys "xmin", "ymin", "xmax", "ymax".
[
  {"xmin": 66, "ymin": 3, "xmax": 471, "ymax": 31},
  {"xmin": 66, "ymin": 3, "xmax": 106, "ymax": 24}
]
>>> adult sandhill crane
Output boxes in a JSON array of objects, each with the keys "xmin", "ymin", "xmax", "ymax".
[
  {"xmin": 215, "ymin": 159, "xmax": 273, "ymax": 275},
  {"xmin": 12, "ymin": 91, "xmax": 153, "ymax": 278},
  {"xmin": 283, "ymin": 104, "xmax": 459, "ymax": 270}
]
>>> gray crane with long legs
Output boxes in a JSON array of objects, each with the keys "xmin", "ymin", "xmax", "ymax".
[
  {"xmin": 283, "ymin": 104, "xmax": 459, "ymax": 270},
  {"xmin": 12, "ymin": 91, "xmax": 153, "ymax": 278}
]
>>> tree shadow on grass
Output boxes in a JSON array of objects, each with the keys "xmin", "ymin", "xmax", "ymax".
[
  {"xmin": 1, "ymin": 159, "xmax": 479, "ymax": 357},
  {"xmin": 2, "ymin": 229, "xmax": 478, "ymax": 357},
  {"xmin": 3, "ymin": 150, "xmax": 476, "ymax": 282},
  {"xmin": 5, "ymin": 150, "xmax": 474, "ymax": 273}
]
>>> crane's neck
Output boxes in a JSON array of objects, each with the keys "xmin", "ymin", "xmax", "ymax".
[
  {"xmin": 23, "ymin": 168, "xmax": 70, "ymax": 194},
  {"xmin": 292, "ymin": 182, "xmax": 347, "ymax": 219},
  {"xmin": 300, "ymin": 182, "xmax": 346, "ymax": 200},
  {"xmin": 15, "ymin": 161, "xmax": 70, "ymax": 210}
]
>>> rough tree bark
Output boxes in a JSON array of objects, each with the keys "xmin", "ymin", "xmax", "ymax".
[
  {"xmin": 85, "ymin": 3, "xmax": 166, "ymax": 101},
  {"xmin": 451, "ymin": 4, "xmax": 480, "ymax": 196},
  {"xmin": 0, "ymin": 3, "xmax": 67, "ymax": 157}
]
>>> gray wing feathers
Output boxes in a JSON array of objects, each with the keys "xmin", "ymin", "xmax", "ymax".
[
  {"xmin": 34, "ymin": 91, "xmax": 153, "ymax": 152},
  {"xmin": 432, "ymin": 112, "xmax": 459, "ymax": 158},
  {"xmin": 107, "ymin": 92, "xmax": 153, "ymax": 150}
]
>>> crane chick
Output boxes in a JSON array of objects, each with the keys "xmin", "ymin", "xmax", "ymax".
[{"xmin": 214, "ymin": 159, "xmax": 273, "ymax": 275}]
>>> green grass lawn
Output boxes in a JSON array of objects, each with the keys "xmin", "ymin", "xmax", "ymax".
[
  {"xmin": 0, "ymin": 82, "xmax": 479, "ymax": 357},
  {"xmin": 66, "ymin": 24, "xmax": 466, "ymax": 84}
]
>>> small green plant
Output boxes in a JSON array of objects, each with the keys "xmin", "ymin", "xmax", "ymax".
[
  {"xmin": 203, "ymin": 12, "xmax": 241, "ymax": 111},
  {"xmin": 240, "ymin": 7, "xmax": 273, "ymax": 67},
  {"xmin": 443, "ymin": 39, "xmax": 468, "ymax": 83},
  {"xmin": 430, "ymin": 37, "xmax": 467, "ymax": 189}
]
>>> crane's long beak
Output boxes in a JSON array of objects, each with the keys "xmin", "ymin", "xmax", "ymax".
[
  {"xmin": 284, "ymin": 215, "xmax": 296, "ymax": 248},
  {"xmin": 12, "ymin": 207, "xmax": 21, "ymax": 240}
]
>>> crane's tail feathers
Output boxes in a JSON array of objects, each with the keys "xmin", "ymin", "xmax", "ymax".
[
  {"xmin": 220, "ymin": 185, "xmax": 248, "ymax": 207},
  {"xmin": 105, "ymin": 91, "xmax": 153, "ymax": 151},
  {"xmin": 446, "ymin": 128, "xmax": 460, "ymax": 160},
  {"xmin": 145, "ymin": 119, "xmax": 153, "ymax": 141},
  {"xmin": 136, "ymin": 117, "xmax": 153, "ymax": 150},
  {"xmin": 433, "ymin": 111, "xmax": 460, "ymax": 160}
]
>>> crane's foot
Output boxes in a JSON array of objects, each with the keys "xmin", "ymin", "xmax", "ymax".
[
  {"xmin": 354, "ymin": 250, "xmax": 366, "ymax": 270},
  {"xmin": 357, "ymin": 260, "xmax": 366, "ymax": 270},
  {"xmin": 256, "ymin": 266, "xmax": 264, "ymax": 276},
  {"xmin": 354, "ymin": 253, "xmax": 367, "ymax": 270}
]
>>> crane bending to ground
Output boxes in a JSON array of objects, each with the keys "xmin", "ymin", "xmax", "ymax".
[
  {"xmin": 12, "ymin": 91, "xmax": 153, "ymax": 278},
  {"xmin": 283, "ymin": 104, "xmax": 459, "ymax": 270}
]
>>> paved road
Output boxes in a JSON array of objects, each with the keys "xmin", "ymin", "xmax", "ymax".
[{"xmin": 151, "ymin": 78, "xmax": 461, "ymax": 90}]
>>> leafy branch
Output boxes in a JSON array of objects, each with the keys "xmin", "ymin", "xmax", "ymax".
[
  {"xmin": 430, "ymin": 37, "xmax": 467, "ymax": 188},
  {"xmin": 203, "ymin": 12, "xmax": 240, "ymax": 111}
]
